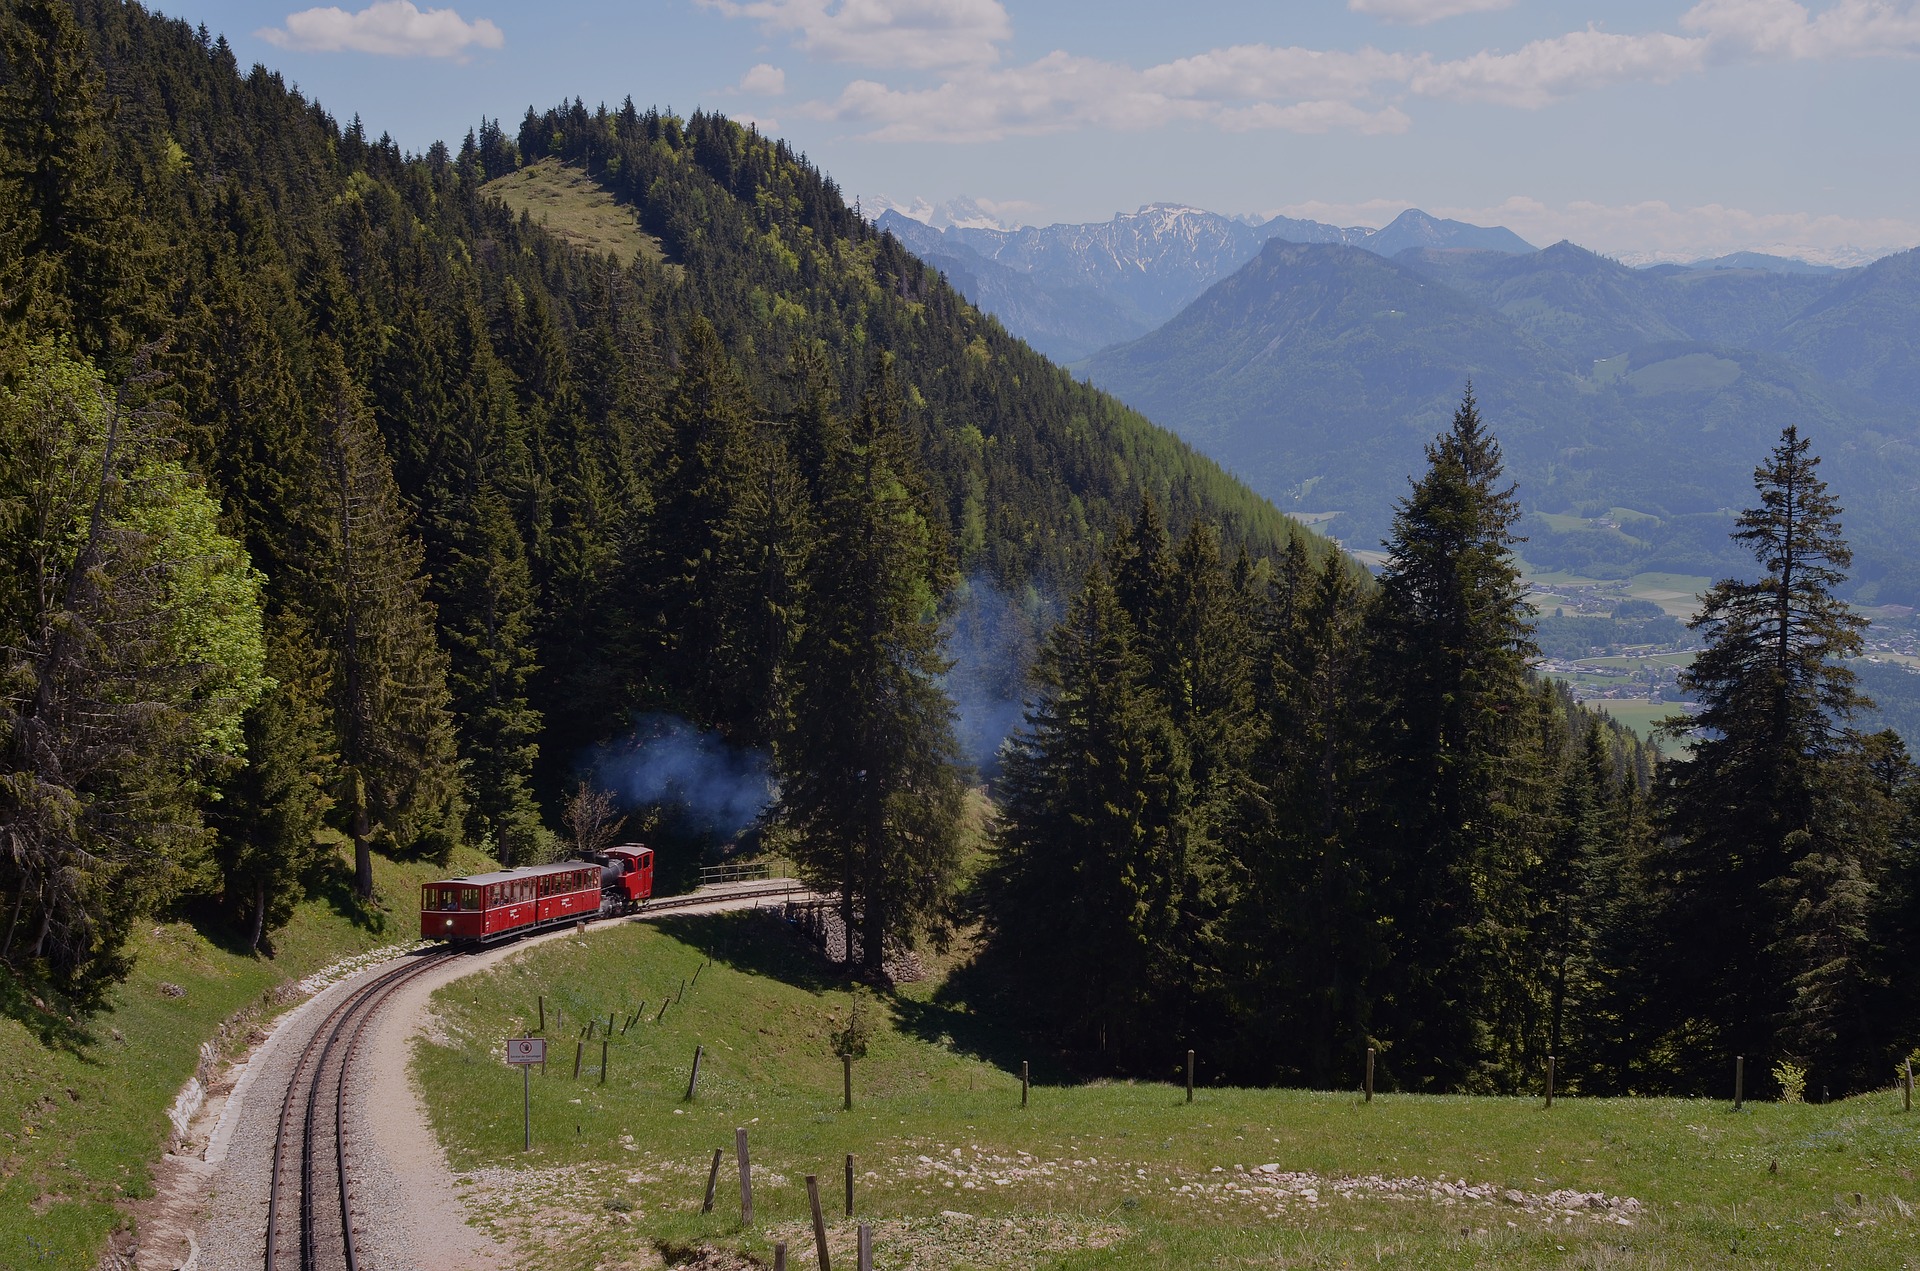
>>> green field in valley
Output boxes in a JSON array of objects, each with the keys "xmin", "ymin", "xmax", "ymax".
[
  {"xmin": 415, "ymin": 914, "xmax": 1920, "ymax": 1270},
  {"xmin": 0, "ymin": 843, "xmax": 494, "ymax": 1271}
]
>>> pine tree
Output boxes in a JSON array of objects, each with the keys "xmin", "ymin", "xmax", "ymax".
[
  {"xmin": 979, "ymin": 562, "xmax": 1189, "ymax": 1059},
  {"xmin": 308, "ymin": 345, "xmax": 462, "ymax": 897},
  {"xmin": 0, "ymin": 0, "xmax": 148, "ymax": 358},
  {"xmin": 439, "ymin": 485, "xmax": 546, "ymax": 864},
  {"xmin": 1362, "ymin": 385, "xmax": 1535, "ymax": 1090},
  {"xmin": 1233, "ymin": 551, "xmax": 1374, "ymax": 1085},
  {"xmin": 781, "ymin": 364, "xmax": 965, "ymax": 975},
  {"xmin": 208, "ymin": 617, "xmax": 335, "ymax": 952},
  {"xmin": 1650, "ymin": 426, "xmax": 1873, "ymax": 1091}
]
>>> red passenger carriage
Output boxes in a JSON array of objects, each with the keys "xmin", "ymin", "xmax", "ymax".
[{"xmin": 420, "ymin": 845, "xmax": 654, "ymax": 943}]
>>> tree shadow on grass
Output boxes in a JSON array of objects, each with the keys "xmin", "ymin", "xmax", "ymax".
[
  {"xmin": 0, "ymin": 962, "xmax": 97, "ymax": 1055},
  {"xmin": 652, "ymin": 910, "xmax": 844, "ymax": 995},
  {"xmin": 889, "ymin": 961, "xmax": 1074, "ymax": 1085},
  {"xmin": 298, "ymin": 848, "xmax": 397, "ymax": 941},
  {"xmin": 657, "ymin": 910, "xmax": 1072, "ymax": 1085}
]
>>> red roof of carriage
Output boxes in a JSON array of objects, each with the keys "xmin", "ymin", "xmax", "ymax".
[{"xmin": 433, "ymin": 862, "xmax": 600, "ymax": 887}]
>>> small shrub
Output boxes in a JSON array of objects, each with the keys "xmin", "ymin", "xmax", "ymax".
[
  {"xmin": 829, "ymin": 988, "xmax": 875, "ymax": 1060},
  {"xmin": 1773, "ymin": 1059, "xmax": 1807, "ymax": 1104}
]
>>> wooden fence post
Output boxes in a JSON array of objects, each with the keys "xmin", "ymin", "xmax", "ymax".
[
  {"xmin": 537, "ymin": 995, "xmax": 545, "ymax": 1032},
  {"xmin": 844, "ymin": 1055, "xmax": 853, "ymax": 1110},
  {"xmin": 1735, "ymin": 1055, "xmax": 1745, "ymax": 1110},
  {"xmin": 573, "ymin": 1041, "xmax": 584, "ymax": 1080},
  {"xmin": 1186, "ymin": 1049, "xmax": 1195, "ymax": 1103},
  {"xmin": 807, "ymin": 1175, "xmax": 830, "ymax": 1271},
  {"xmin": 678, "ymin": 977, "xmax": 687, "ymax": 1003},
  {"xmin": 773, "ymin": 1242, "xmax": 787, "ymax": 1271},
  {"xmin": 1021, "ymin": 1061, "xmax": 1029, "ymax": 1108},
  {"xmin": 701, "ymin": 1149, "xmax": 722, "ymax": 1213},
  {"xmin": 845, "ymin": 1153, "xmax": 855, "ymax": 1216},
  {"xmin": 686, "ymin": 1044, "xmax": 704, "ymax": 1101},
  {"xmin": 736, "ymin": 1127, "xmax": 753, "ymax": 1226},
  {"xmin": 1365, "ymin": 1047, "xmax": 1375, "ymax": 1103},
  {"xmin": 1545, "ymin": 1055, "xmax": 1556, "ymax": 1109},
  {"xmin": 857, "ymin": 1223, "xmax": 873, "ymax": 1271}
]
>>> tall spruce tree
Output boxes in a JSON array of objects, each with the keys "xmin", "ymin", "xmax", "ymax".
[
  {"xmin": 0, "ymin": 0, "xmax": 148, "ymax": 359},
  {"xmin": 979, "ymin": 561, "xmax": 1190, "ymax": 1060},
  {"xmin": 1650, "ymin": 425, "xmax": 1878, "ymax": 1092},
  {"xmin": 308, "ymin": 346, "xmax": 462, "ymax": 898},
  {"xmin": 781, "ymin": 365, "xmax": 964, "ymax": 974},
  {"xmin": 1232, "ymin": 550, "xmax": 1374, "ymax": 1085},
  {"xmin": 1363, "ymin": 385, "xmax": 1535, "ymax": 1091}
]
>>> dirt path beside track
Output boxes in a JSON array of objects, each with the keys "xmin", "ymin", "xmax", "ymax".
[{"xmin": 123, "ymin": 885, "xmax": 815, "ymax": 1271}]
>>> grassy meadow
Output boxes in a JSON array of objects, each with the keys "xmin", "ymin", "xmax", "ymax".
[
  {"xmin": 416, "ymin": 914, "xmax": 1920, "ymax": 1269},
  {"xmin": 0, "ymin": 842, "xmax": 493, "ymax": 1271},
  {"xmin": 481, "ymin": 158, "xmax": 668, "ymax": 266}
]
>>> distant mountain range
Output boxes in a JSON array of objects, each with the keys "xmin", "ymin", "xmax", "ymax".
[
  {"xmin": 1074, "ymin": 236, "xmax": 1920, "ymax": 602},
  {"xmin": 875, "ymin": 203, "xmax": 1535, "ymax": 362}
]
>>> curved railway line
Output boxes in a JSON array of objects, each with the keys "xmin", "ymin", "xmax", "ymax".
[
  {"xmin": 258, "ymin": 881, "xmax": 811, "ymax": 1269},
  {"xmin": 264, "ymin": 949, "xmax": 456, "ymax": 1271}
]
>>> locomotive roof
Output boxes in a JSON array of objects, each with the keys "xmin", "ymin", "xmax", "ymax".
[{"xmin": 438, "ymin": 861, "xmax": 601, "ymax": 886}]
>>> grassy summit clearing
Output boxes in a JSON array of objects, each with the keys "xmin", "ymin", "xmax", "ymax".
[
  {"xmin": 416, "ymin": 914, "xmax": 1920, "ymax": 1270},
  {"xmin": 481, "ymin": 158, "xmax": 666, "ymax": 266}
]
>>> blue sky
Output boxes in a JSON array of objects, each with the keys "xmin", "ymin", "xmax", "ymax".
[{"xmin": 161, "ymin": 0, "xmax": 1920, "ymax": 262}]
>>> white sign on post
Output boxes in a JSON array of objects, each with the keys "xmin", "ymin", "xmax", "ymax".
[{"xmin": 507, "ymin": 1037, "xmax": 545, "ymax": 1151}]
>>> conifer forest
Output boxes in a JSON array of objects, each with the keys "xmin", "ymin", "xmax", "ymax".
[{"xmin": 3, "ymin": 0, "xmax": 1918, "ymax": 1109}]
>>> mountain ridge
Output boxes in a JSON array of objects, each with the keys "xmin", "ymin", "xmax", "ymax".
[{"xmin": 876, "ymin": 201, "xmax": 1534, "ymax": 361}]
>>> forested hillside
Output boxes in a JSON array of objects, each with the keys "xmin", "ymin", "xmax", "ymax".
[{"xmin": 0, "ymin": 0, "xmax": 1312, "ymax": 1011}]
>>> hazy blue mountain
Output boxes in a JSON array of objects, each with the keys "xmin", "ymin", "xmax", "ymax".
[
  {"xmin": 1397, "ymin": 241, "xmax": 1844, "ymax": 358},
  {"xmin": 1363, "ymin": 208, "xmax": 1535, "ymax": 256},
  {"xmin": 879, "ymin": 203, "xmax": 1532, "ymax": 360},
  {"xmin": 1396, "ymin": 241, "xmax": 1693, "ymax": 362},
  {"xmin": 1083, "ymin": 239, "xmax": 1920, "ymax": 597},
  {"xmin": 1688, "ymin": 251, "xmax": 1846, "ymax": 274},
  {"xmin": 874, "ymin": 210, "xmax": 1148, "ymax": 361},
  {"xmin": 1766, "ymin": 247, "xmax": 1920, "ymax": 409}
]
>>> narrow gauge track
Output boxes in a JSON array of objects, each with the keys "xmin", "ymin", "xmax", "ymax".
[
  {"xmin": 264, "ymin": 948, "xmax": 455, "ymax": 1271},
  {"xmin": 260, "ymin": 881, "xmax": 807, "ymax": 1270}
]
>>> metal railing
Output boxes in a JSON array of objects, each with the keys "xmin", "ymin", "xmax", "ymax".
[{"xmin": 698, "ymin": 860, "xmax": 790, "ymax": 887}]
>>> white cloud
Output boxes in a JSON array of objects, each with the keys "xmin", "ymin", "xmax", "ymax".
[
  {"xmin": 738, "ymin": 63, "xmax": 788, "ymax": 95},
  {"xmin": 758, "ymin": 1, "xmax": 1920, "ymax": 145},
  {"xmin": 1267, "ymin": 193, "xmax": 1920, "ymax": 263},
  {"xmin": 1682, "ymin": 0, "xmax": 1920, "ymax": 58},
  {"xmin": 256, "ymin": 0, "xmax": 502, "ymax": 58},
  {"xmin": 1349, "ymin": 0, "xmax": 1519, "ymax": 23},
  {"xmin": 698, "ymin": 0, "xmax": 1011, "ymax": 69},
  {"xmin": 812, "ymin": 48, "xmax": 1422, "ymax": 141},
  {"xmin": 1410, "ymin": 28, "xmax": 1708, "ymax": 106},
  {"xmin": 1141, "ymin": 44, "xmax": 1416, "ymax": 102}
]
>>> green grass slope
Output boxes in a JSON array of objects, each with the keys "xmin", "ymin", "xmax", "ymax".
[
  {"xmin": 0, "ymin": 843, "xmax": 491, "ymax": 1271},
  {"xmin": 417, "ymin": 913, "xmax": 1920, "ymax": 1270}
]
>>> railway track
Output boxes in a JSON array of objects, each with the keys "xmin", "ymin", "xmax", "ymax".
[
  {"xmin": 639, "ymin": 880, "xmax": 807, "ymax": 915},
  {"xmin": 264, "ymin": 948, "xmax": 455, "ymax": 1271},
  {"xmin": 257, "ymin": 881, "xmax": 805, "ymax": 1270}
]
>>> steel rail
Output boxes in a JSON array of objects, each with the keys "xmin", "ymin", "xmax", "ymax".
[{"xmin": 265, "ymin": 951, "xmax": 452, "ymax": 1271}]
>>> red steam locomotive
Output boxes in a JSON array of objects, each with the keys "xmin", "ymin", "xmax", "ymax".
[{"xmin": 419, "ymin": 844, "xmax": 654, "ymax": 943}]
